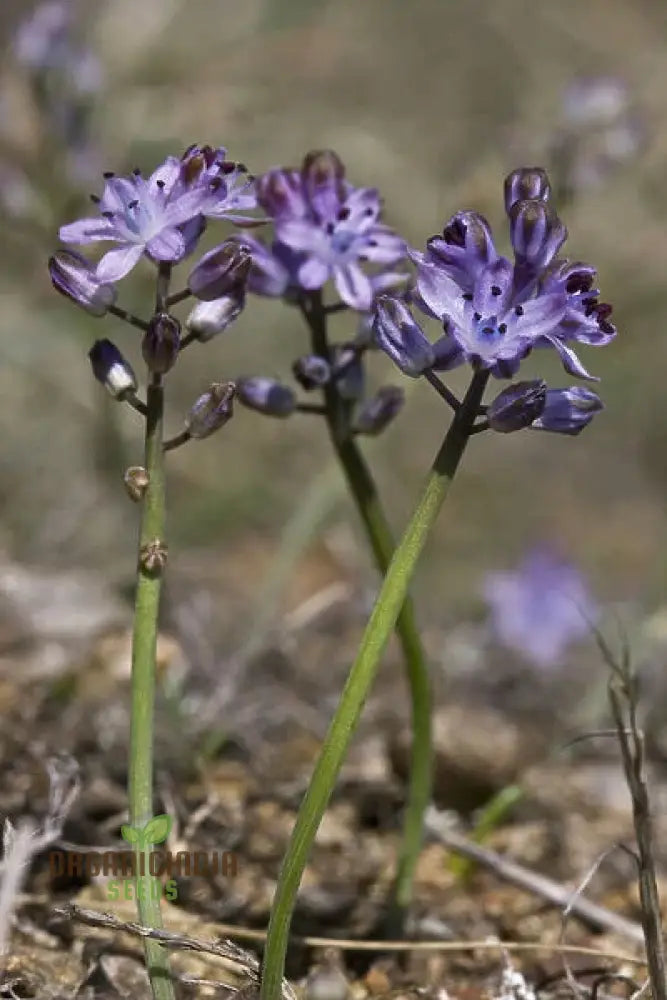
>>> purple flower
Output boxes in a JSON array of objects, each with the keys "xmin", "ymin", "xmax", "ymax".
[
  {"xmin": 88, "ymin": 339, "xmax": 137, "ymax": 399},
  {"xmin": 531, "ymin": 386, "xmax": 603, "ymax": 435},
  {"xmin": 186, "ymin": 293, "xmax": 245, "ymax": 342},
  {"xmin": 483, "ymin": 547, "xmax": 598, "ymax": 669},
  {"xmin": 59, "ymin": 159, "xmax": 209, "ymax": 281},
  {"xmin": 379, "ymin": 168, "xmax": 615, "ymax": 381},
  {"xmin": 256, "ymin": 150, "xmax": 406, "ymax": 310},
  {"xmin": 49, "ymin": 249, "xmax": 116, "ymax": 315},
  {"xmin": 187, "ymin": 239, "xmax": 252, "ymax": 301},
  {"xmin": 58, "ymin": 146, "xmax": 258, "ymax": 283}
]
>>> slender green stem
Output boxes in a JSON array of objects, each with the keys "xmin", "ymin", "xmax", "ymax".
[
  {"xmin": 260, "ymin": 359, "xmax": 489, "ymax": 1000},
  {"xmin": 128, "ymin": 263, "xmax": 174, "ymax": 1000},
  {"xmin": 300, "ymin": 292, "xmax": 432, "ymax": 930}
]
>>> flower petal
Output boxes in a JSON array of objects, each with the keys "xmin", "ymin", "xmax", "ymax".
[
  {"xmin": 95, "ymin": 243, "xmax": 145, "ymax": 282},
  {"xmin": 297, "ymin": 256, "xmax": 329, "ymax": 289},
  {"xmin": 543, "ymin": 335, "xmax": 599, "ymax": 381},
  {"xmin": 59, "ymin": 217, "xmax": 117, "ymax": 244},
  {"xmin": 146, "ymin": 226, "xmax": 186, "ymax": 262},
  {"xmin": 334, "ymin": 264, "xmax": 373, "ymax": 310},
  {"xmin": 416, "ymin": 261, "xmax": 467, "ymax": 323},
  {"xmin": 512, "ymin": 292, "xmax": 567, "ymax": 340}
]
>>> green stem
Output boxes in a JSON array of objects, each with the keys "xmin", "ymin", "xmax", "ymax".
[
  {"xmin": 302, "ymin": 292, "xmax": 431, "ymax": 930},
  {"xmin": 128, "ymin": 263, "xmax": 175, "ymax": 1000},
  {"xmin": 260, "ymin": 365, "xmax": 489, "ymax": 1000}
]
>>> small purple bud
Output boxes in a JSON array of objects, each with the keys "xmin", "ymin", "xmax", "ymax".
[
  {"xmin": 301, "ymin": 149, "xmax": 346, "ymax": 219},
  {"xmin": 236, "ymin": 376, "xmax": 296, "ymax": 417},
  {"xmin": 355, "ymin": 385, "xmax": 405, "ymax": 436},
  {"xmin": 509, "ymin": 199, "xmax": 567, "ymax": 271},
  {"xmin": 332, "ymin": 345, "xmax": 364, "ymax": 401},
  {"xmin": 49, "ymin": 250, "xmax": 116, "ymax": 316},
  {"xmin": 185, "ymin": 291, "xmax": 245, "ymax": 342},
  {"xmin": 487, "ymin": 380, "xmax": 547, "ymax": 433},
  {"xmin": 89, "ymin": 339, "xmax": 137, "ymax": 399},
  {"xmin": 503, "ymin": 168, "xmax": 551, "ymax": 214},
  {"xmin": 373, "ymin": 296, "xmax": 435, "ymax": 377},
  {"xmin": 187, "ymin": 240, "xmax": 252, "ymax": 301},
  {"xmin": 292, "ymin": 355, "xmax": 331, "ymax": 390},
  {"xmin": 142, "ymin": 313, "xmax": 181, "ymax": 374},
  {"xmin": 185, "ymin": 381, "xmax": 236, "ymax": 439},
  {"xmin": 531, "ymin": 387, "xmax": 603, "ymax": 435}
]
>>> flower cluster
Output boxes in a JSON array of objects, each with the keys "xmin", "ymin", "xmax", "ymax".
[
  {"xmin": 373, "ymin": 167, "xmax": 616, "ymax": 435},
  {"xmin": 232, "ymin": 149, "xmax": 407, "ymax": 311}
]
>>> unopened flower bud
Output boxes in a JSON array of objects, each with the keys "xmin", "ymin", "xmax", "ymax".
[
  {"xmin": 293, "ymin": 355, "xmax": 331, "ymax": 390},
  {"xmin": 504, "ymin": 168, "xmax": 551, "ymax": 214},
  {"xmin": 184, "ymin": 382, "xmax": 236, "ymax": 439},
  {"xmin": 142, "ymin": 313, "xmax": 181, "ymax": 374},
  {"xmin": 89, "ymin": 339, "xmax": 137, "ymax": 399},
  {"xmin": 488, "ymin": 380, "xmax": 547, "ymax": 433},
  {"xmin": 124, "ymin": 466, "xmax": 149, "ymax": 502},
  {"xmin": 531, "ymin": 386, "xmax": 603, "ymax": 435},
  {"xmin": 49, "ymin": 250, "xmax": 116, "ymax": 316},
  {"xmin": 236, "ymin": 376, "xmax": 296, "ymax": 417},
  {"xmin": 185, "ymin": 292, "xmax": 245, "ymax": 342},
  {"xmin": 187, "ymin": 240, "xmax": 252, "ymax": 301},
  {"xmin": 355, "ymin": 385, "xmax": 405, "ymax": 435},
  {"xmin": 373, "ymin": 296, "xmax": 435, "ymax": 377},
  {"xmin": 509, "ymin": 200, "xmax": 567, "ymax": 270},
  {"xmin": 332, "ymin": 345, "xmax": 364, "ymax": 401}
]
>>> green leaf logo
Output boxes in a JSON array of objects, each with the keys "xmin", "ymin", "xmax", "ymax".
[
  {"xmin": 121, "ymin": 824, "xmax": 140, "ymax": 845},
  {"xmin": 141, "ymin": 814, "xmax": 172, "ymax": 845}
]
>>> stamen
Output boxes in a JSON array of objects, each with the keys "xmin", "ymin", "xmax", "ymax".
[
  {"xmin": 326, "ymin": 222, "xmax": 335, "ymax": 235},
  {"xmin": 128, "ymin": 199, "xmax": 139, "ymax": 210},
  {"xmin": 443, "ymin": 218, "xmax": 466, "ymax": 247},
  {"xmin": 491, "ymin": 285, "xmax": 502, "ymax": 296},
  {"xmin": 498, "ymin": 323, "xmax": 507, "ymax": 334},
  {"xmin": 132, "ymin": 167, "xmax": 142, "ymax": 176},
  {"xmin": 462, "ymin": 292, "xmax": 473, "ymax": 301},
  {"xmin": 338, "ymin": 207, "xmax": 350, "ymax": 221},
  {"xmin": 102, "ymin": 210, "xmax": 114, "ymax": 219},
  {"xmin": 364, "ymin": 207, "xmax": 374, "ymax": 216},
  {"xmin": 514, "ymin": 305, "xmax": 524, "ymax": 316},
  {"xmin": 156, "ymin": 179, "xmax": 165, "ymax": 189},
  {"xmin": 90, "ymin": 194, "xmax": 100, "ymax": 204},
  {"xmin": 473, "ymin": 311, "xmax": 482, "ymax": 321},
  {"xmin": 102, "ymin": 171, "xmax": 115, "ymax": 179}
]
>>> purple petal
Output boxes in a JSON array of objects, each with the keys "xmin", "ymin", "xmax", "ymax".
[
  {"xmin": 513, "ymin": 292, "xmax": 567, "ymax": 340},
  {"xmin": 334, "ymin": 264, "xmax": 373, "ymax": 310},
  {"xmin": 298, "ymin": 256, "xmax": 329, "ymax": 289},
  {"xmin": 95, "ymin": 243, "xmax": 145, "ymax": 282},
  {"xmin": 543, "ymin": 336, "xmax": 599, "ymax": 381},
  {"xmin": 59, "ymin": 217, "xmax": 117, "ymax": 244},
  {"xmin": 472, "ymin": 258, "xmax": 514, "ymax": 315},
  {"xmin": 276, "ymin": 219, "xmax": 322, "ymax": 253},
  {"xmin": 431, "ymin": 335, "xmax": 465, "ymax": 371},
  {"xmin": 416, "ymin": 261, "xmax": 467, "ymax": 323},
  {"xmin": 146, "ymin": 227, "xmax": 186, "ymax": 262}
]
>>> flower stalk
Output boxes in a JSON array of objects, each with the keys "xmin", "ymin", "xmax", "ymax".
[
  {"xmin": 260, "ymin": 367, "xmax": 489, "ymax": 1000},
  {"xmin": 300, "ymin": 291, "xmax": 431, "ymax": 928}
]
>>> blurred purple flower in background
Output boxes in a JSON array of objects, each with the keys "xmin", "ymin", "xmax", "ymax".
[{"xmin": 483, "ymin": 547, "xmax": 599, "ymax": 669}]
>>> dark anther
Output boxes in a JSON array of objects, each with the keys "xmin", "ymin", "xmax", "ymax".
[
  {"xmin": 491, "ymin": 285, "xmax": 502, "ymax": 296},
  {"xmin": 90, "ymin": 194, "xmax": 100, "ymax": 204},
  {"xmin": 102, "ymin": 171, "xmax": 115, "ymax": 179},
  {"xmin": 462, "ymin": 292, "xmax": 473, "ymax": 301},
  {"xmin": 102, "ymin": 210, "xmax": 114, "ymax": 219},
  {"xmin": 473, "ymin": 311, "xmax": 482, "ymax": 322},
  {"xmin": 132, "ymin": 167, "xmax": 142, "ymax": 176},
  {"xmin": 443, "ymin": 218, "xmax": 466, "ymax": 247},
  {"xmin": 368, "ymin": 239, "xmax": 378, "ymax": 247},
  {"xmin": 326, "ymin": 222, "xmax": 335, "ymax": 235},
  {"xmin": 514, "ymin": 304, "xmax": 524, "ymax": 316},
  {"xmin": 182, "ymin": 144, "xmax": 197, "ymax": 158},
  {"xmin": 128, "ymin": 199, "xmax": 139, "ymax": 210},
  {"xmin": 566, "ymin": 273, "xmax": 594, "ymax": 294},
  {"xmin": 338, "ymin": 207, "xmax": 350, "ymax": 221},
  {"xmin": 498, "ymin": 323, "xmax": 507, "ymax": 334},
  {"xmin": 364, "ymin": 207, "xmax": 374, "ymax": 216},
  {"xmin": 156, "ymin": 179, "xmax": 165, "ymax": 189}
]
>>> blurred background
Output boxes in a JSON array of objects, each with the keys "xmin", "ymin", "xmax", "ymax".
[{"xmin": 1, "ymin": 0, "xmax": 666, "ymax": 696}]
